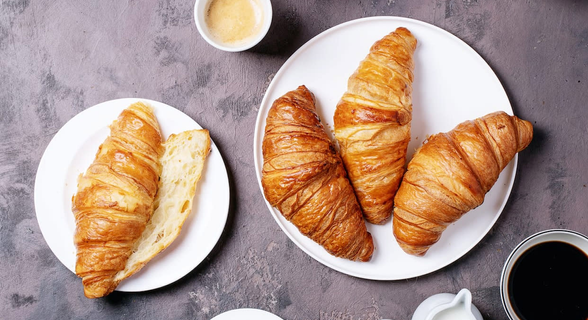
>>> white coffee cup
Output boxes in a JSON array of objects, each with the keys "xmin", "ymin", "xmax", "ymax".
[
  {"xmin": 500, "ymin": 229, "xmax": 588, "ymax": 320},
  {"xmin": 194, "ymin": 0, "xmax": 273, "ymax": 52}
]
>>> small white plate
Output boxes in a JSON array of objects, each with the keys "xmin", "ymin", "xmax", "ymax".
[
  {"xmin": 210, "ymin": 308, "xmax": 283, "ymax": 320},
  {"xmin": 253, "ymin": 16, "xmax": 517, "ymax": 280},
  {"xmin": 34, "ymin": 98, "xmax": 230, "ymax": 292}
]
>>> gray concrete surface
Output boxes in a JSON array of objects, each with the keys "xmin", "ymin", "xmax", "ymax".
[{"xmin": 1, "ymin": 0, "xmax": 587, "ymax": 319}]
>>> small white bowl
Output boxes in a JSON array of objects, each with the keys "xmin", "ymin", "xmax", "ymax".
[
  {"xmin": 194, "ymin": 0, "xmax": 272, "ymax": 52},
  {"xmin": 500, "ymin": 229, "xmax": 588, "ymax": 320}
]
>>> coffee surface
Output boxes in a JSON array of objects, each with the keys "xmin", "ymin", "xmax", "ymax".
[
  {"xmin": 508, "ymin": 241, "xmax": 588, "ymax": 320},
  {"xmin": 205, "ymin": 0, "xmax": 263, "ymax": 46}
]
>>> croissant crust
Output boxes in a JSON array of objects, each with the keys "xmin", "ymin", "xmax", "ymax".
[
  {"xmin": 393, "ymin": 111, "xmax": 533, "ymax": 256},
  {"xmin": 334, "ymin": 27, "xmax": 417, "ymax": 224},
  {"xmin": 262, "ymin": 85, "xmax": 374, "ymax": 261},
  {"xmin": 72, "ymin": 102, "xmax": 164, "ymax": 298}
]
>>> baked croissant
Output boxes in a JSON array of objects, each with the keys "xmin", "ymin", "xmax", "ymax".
[
  {"xmin": 393, "ymin": 111, "xmax": 533, "ymax": 256},
  {"xmin": 334, "ymin": 27, "xmax": 417, "ymax": 224},
  {"xmin": 261, "ymin": 85, "xmax": 374, "ymax": 261},
  {"xmin": 72, "ymin": 102, "xmax": 164, "ymax": 298},
  {"xmin": 114, "ymin": 129, "xmax": 210, "ymax": 283}
]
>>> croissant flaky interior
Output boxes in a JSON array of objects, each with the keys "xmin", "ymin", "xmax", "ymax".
[
  {"xmin": 72, "ymin": 102, "xmax": 164, "ymax": 298},
  {"xmin": 393, "ymin": 111, "xmax": 533, "ymax": 256},
  {"xmin": 334, "ymin": 27, "xmax": 417, "ymax": 224},
  {"xmin": 261, "ymin": 85, "xmax": 374, "ymax": 261}
]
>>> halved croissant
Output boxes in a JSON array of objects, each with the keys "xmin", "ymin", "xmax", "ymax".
[
  {"xmin": 393, "ymin": 111, "xmax": 533, "ymax": 256},
  {"xmin": 72, "ymin": 102, "xmax": 164, "ymax": 298},
  {"xmin": 114, "ymin": 129, "xmax": 211, "ymax": 283},
  {"xmin": 262, "ymin": 85, "xmax": 374, "ymax": 261},
  {"xmin": 334, "ymin": 27, "xmax": 417, "ymax": 224}
]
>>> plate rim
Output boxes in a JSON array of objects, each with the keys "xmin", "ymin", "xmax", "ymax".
[
  {"xmin": 252, "ymin": 16, "xmax": 517, "ymax": 280},
  {"xmin": 210, "ymin": 308, "xmax": 283, "ymax": 320},
  {"xmin": 34, "ymin": 97, "xmax": 231, "ymax": 292}
]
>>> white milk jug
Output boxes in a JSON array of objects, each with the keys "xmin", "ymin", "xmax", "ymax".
[{"xmin": 411, "ymin": 288, "xmax": 483, "ymax": 320}]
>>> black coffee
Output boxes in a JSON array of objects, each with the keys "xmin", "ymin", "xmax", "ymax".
[{"xmin": 508, "ymin": 241, "xmax": 588, "ymax": 320}]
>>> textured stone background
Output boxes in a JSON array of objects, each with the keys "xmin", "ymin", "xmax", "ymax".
[{"xmin": 1, "ymin": 0, "xmax": 587, "ymax": 319}]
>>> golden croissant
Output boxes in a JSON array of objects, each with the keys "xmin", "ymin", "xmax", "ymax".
[
  {"xmin": 334, "ymin": 27, "xmax": 417, "ymax": 224},
  {"xmin": 72, "ymin": 102, "xmax": 164, "ymax": 298},
  {"xmin": 114, "ymin": 129, "xmax": 211, "ymax": 284},
  {"xmin": 393, "ymin": 111, "xmax": 533, "ymax": 256},
  {"xmin": 261, "ymin": 85, "xmax": 374, "ymax": 261}
]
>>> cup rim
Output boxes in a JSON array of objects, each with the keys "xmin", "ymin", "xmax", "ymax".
[
  {"xmin": 194, "ymin": 0, "xmax": 273, "ymax": 52},
  {"xmin": 499, "ymin": 229, "xmax": 588, "ymax": 320}
]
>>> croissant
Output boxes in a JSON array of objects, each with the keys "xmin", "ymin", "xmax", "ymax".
[
  {"xmin": 114, "ymin": 129, "xmax": 210, "ymax": 283},
  {"xmin": 334, "ymin": 27, "xmax": 417, "ymax": 224},
  {"xmin": 261, "ymin": 85, "xmax": 374, "ymax": 261},
  {"xmin": 393, "ymin": 111, "xmax": 533, "ymax": 256},
  {"xmin": 72, "ymin": 102, "xmax": 164, "ymax": 298}
]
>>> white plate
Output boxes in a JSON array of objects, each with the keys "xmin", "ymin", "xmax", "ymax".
[
  {"xmin": 253, "ymin": 16, "xmax": 517, "ymax": 280},
  {"xmin": 34, "ymin": 98, "xmax": 230, "ymax": 292},
  {"xmin": 210, "ymin": 308, "xmax": 283, "ymax": 320}
]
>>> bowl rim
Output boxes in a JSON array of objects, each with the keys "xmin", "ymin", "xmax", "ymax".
[
  {"xmin": 499, "ymin": 229, "xmax": 588, "ymax": 320},
  {"xmin": 194, "ymin": 0, "xmax": 273, "ymax": 52}
]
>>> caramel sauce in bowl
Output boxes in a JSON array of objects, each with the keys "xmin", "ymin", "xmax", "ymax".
[{"xmin": 195, "ymin": 0, "xmax": 272, "ymax": 52}]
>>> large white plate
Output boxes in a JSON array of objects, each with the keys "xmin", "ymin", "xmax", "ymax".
[
  {"xmin": 210, "ymin": 308, "xmax": 283, "ymax": 320},
  {"xmin": 35, "ymin": 98, "xmax": 230, "ymax": 292},
  {"xmin": 253, "ymin": 17, "xmax": 517, "ymax": 280}
]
